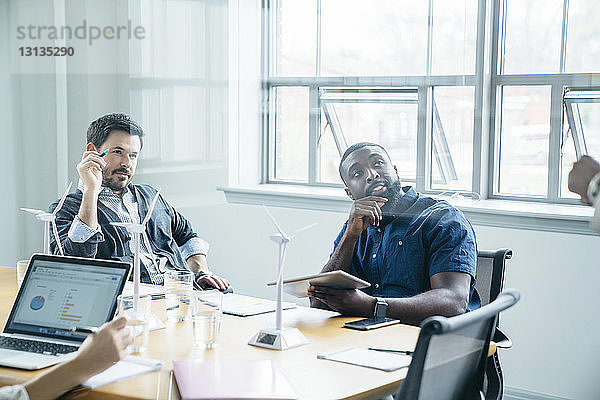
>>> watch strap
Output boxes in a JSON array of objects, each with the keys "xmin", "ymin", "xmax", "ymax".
[{"xmin": 374, "ymin": 297, "xmax": 388, "ymax": 319}]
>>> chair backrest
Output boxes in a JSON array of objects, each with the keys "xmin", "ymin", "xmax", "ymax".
[
  {"xmin": 475, "ymin": 249, "xmax": 512, "ymax": 307},
  {"xmin": 394, "ymin": 289, "xmax": 520, "ymax": 400}
]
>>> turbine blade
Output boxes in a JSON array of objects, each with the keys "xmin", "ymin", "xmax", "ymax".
[
  {"xmin": 291, "ymin": 222, "xmax": 318, "ymax": 238},
  {"xmin": 51, "ymin": 220, "xmax": 64, "ymax": 256},
  {"xmin": 142, "ymin": 189, "xmax": 161, "ymax": 225},
  {"xmin": 53, "ymin": 182, "xmax": 73, "ymax": 216},
  {"xmin": 263, "ymin": 205, "xmax": 287, "ymax": 238},
  {"xmin": 20, "ymin": 208, "xmax": 45, "ymax": 215}
]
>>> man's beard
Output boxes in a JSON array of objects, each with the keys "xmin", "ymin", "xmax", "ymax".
[
  {"xmin": 102, "ymin": 169, "xmax": 131, "ymax": 192},
  {"xmin": 379, "ymin": 180, "xmax": 404, "ymax": 216}
]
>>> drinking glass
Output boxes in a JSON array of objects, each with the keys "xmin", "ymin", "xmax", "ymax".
[
  {"xmin": 164, "ymin": 270, "xmax": 193, "ymax": 322},
  {"xmin": 16, "ymin": 260, "xmax": 30, "ymax": 288},
  {"xmin": 192, "ymin": 289, "xmax": 223, "ymax": 349},
  {"xmin": 117, "ymin": 294, "xmax": 151, "ymax": 353}
]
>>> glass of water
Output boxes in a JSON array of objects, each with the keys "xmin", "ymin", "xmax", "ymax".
[
  {"xmin": 164, "ymin": 270, "xmax": 193, "ymax": 322},
  {"xmin": 192, "ymin": 289, "xmax": 223, "ymax": 349},
  {"xmin": 117, "ymin": 294, "xmax": 151, "ymax": 353}
]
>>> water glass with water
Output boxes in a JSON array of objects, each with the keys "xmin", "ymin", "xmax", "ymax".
[
  {"xmin": 16, "ymin": 260, "xmax": 30, "ymax": 288},
  {"xmin": 192, "ymin": 289, "xmax": 223, "ymax": 349},
  {"xmin": 164, "ymin": 270, "xmax": 193, "ymax": 322},
  {"xmin": 117, "ymin": 294, "xmax": 151, "ymax": 353}
]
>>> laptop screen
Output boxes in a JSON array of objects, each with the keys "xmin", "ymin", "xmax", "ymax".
[{"xmin": 4, "ymin": 254, "xmax": 130, "ymax": 343}]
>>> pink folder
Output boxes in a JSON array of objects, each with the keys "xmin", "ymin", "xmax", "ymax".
[{"xmin": 173, "ymin": 359, "xmax": 298, "ymax": 400}]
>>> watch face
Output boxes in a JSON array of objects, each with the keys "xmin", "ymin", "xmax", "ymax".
[{"xmin": 375, "ymin": 299, "xmax": 388, "ymax": 318}]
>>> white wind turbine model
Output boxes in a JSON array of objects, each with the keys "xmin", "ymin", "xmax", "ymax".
[
  {"xmin": 248, "ymin": 206, "xmax": 317, "ymax": 350},
  {"xmin": 21, "ymin": 182, "xmax": 73, "ymax": 255},
  {"xmin": 110, "ymin": 189, "xmax": 161, "ymax": 311}
]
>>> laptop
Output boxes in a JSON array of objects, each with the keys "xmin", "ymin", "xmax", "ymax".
[{"xmin": 0, "ymin": 254, "xmax": 131, "ymax": 370}]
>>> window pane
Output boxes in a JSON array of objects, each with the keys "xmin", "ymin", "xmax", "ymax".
[
  {"xmin": 321, "ymin": 0, "xmax": 428, "ymax": 76},
  {"xmin": 318, "ymin": 95, "xmax": 418, "ymax": 184},
  {"xmin": 560, "ymin": 132, "xmax": 579, "ymax": 199},
  {"xmin": 318, "ymin": 117, "xmax": 343, "ymax": 184},
  {"xmin": 561, "ymin": 101, "xmax": 600, "ymax": 197},
  {"xmin": 130, "ymin": 0, "xmax": 208, "ymax": 79},
  {"xmin": 430, "ymin": 87, "xmax": 474, "ymax": 191},
  {"xmin": 272, "ymin": 87, "xmax": 309, "ymax": 182},
  {"xmin": 502, "ymin": 0, "xmax": 563, "ymax": 74},
  {"xmin": 274, "ymin": 0, "xmax": 317, "ymax": 76},
  {"xmin": 431, "ymin": 0, "xmax": 478, "ymax": 75},
  {"xmin": 498, "ymin": 86, "xmax": 551, "ymax": 197},
  {"xmin": 131, "ymin": 87, "xmax": 220, "ymax": 163},
  {"xmin": 565, "ymin": 1, "xmax": 600, "ymax": 73}
]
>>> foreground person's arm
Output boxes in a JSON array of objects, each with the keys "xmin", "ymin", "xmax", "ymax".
[{"xmin": 17, "ymin": 317, "xmax": 132, "ymax": 400}]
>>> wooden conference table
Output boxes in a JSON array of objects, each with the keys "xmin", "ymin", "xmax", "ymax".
[{"xmin": 0, "ymin": 266, "xmax": 420, "ymax": 399}]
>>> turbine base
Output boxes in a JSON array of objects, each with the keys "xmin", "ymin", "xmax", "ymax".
[{"xmin": 248, "ymin": 327, "xmax": 309, "ymax": 351}]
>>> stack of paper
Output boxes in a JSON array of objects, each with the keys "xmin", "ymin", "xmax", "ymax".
[
  {"xmin": 82, "ymin": 356, "xmax": 162, "ymax": 388},
  {"xmin": 222, "ymin": 293, "xmax": 296, "ymax": 317}
]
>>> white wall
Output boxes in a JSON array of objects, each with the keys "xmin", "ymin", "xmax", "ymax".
[{"xmin": 0, "ymin": 0, "xmax": 19, "ymax": 266}]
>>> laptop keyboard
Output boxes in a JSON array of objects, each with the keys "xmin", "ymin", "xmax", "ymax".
[{"xmin": 0, "ymin": 336, "xmax": 78, "ymax": 355}]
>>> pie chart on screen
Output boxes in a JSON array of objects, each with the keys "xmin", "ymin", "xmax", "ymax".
[{"xmin": 30, "ymin": 296, "xmax": 45, "ymax": 311}]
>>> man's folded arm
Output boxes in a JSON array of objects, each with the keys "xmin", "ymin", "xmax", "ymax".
[{"xmin": 384, "ymin": 271, "xmax": 471, "ymax": 325}]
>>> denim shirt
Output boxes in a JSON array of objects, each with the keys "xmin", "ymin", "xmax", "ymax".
[
  {"xmin": 333, "ymin": 187, "xmax": 480, "ymax": 311},
  {"xmin": 49, "ymin": 184, "xmax": 202, "ymax": 285}
]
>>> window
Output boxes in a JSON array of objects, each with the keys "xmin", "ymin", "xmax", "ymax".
[
  {"xmin": 492, "ymin": 0, "xmax": 600, "ymax": 202},
  {"xmin": 264, "ymin": 0, "xmax": 600, "ymax": 205},
  {"xmin": 128, "ymin": 0, "xmax": 227, "ymax": 168},
  {"xmin": 265, "ymin": 0, "xmax": 480, "ymax": 193}
]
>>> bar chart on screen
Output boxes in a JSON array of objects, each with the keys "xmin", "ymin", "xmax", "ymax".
[{"xmin": 58, "ymin": 289, "xmax": 84, "ymax": 324}]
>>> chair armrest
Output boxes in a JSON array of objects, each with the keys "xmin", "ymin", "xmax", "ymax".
[{"xmin": 493, "ymin": 327, "xmax": 512, "ymax": 349}]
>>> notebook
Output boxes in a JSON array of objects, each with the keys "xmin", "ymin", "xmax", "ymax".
[
  {"xmin": 173, "ymin": 359, "xmax": 297, "ymax": 399},
  {"xmin": 317, "ymin": 347, "xmax": 412, "ymax": 372},
  {"xmin": 222, "ymin": 293, "xmax": 296, "ymax": 317},
  {"xmin": 83, "ymin": 356, "xmax": 162, "ymax": 388},
  {"xmin": 0, "ymin": 254, "xmax": 130, "ymax": 370}
]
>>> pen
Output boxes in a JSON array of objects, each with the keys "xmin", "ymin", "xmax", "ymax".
[
  {"xmin": 71, "ymin": 326, "xmax": 99, "ymax": 335},
  {"xmin": 99, "ymin": 149, "xmax": 109, "ymax": 157},
  {"xmin": 368, "ymin": 347, "xmax": 413, "ymax": 355}
]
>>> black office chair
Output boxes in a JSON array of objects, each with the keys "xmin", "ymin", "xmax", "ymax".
[
  {"xmin": 394, "ymin": 289, "xmax": 520, "ymax": 400},
  {"xmin": 474, "ymin": 249, "xmax": 513, "ymax": 400}
]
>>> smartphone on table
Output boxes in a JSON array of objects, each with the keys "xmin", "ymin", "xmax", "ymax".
[{"xmin": 343, "ymin": 317, "xmax": 400, "ymax": 331}]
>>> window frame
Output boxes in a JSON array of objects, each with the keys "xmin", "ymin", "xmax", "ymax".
[
  {"xmin": 262, "ymin": 0, "xmax": 486, "ymax": 196},
  {"xmin": 261, "ymin": 0, "xmax": 600, "ymax": 206}
]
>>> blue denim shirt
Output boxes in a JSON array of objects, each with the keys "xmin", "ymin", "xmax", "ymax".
[{"xmin": 333, "ymin": 187, "xmax": 480, "ymax": 311}]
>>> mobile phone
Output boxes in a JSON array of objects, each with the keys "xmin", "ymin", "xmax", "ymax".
[{"xmin": 343, "ymin": 317, "xmax": 400, "ymax": 331}]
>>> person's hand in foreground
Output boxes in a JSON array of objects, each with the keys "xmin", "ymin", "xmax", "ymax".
[{"xmin": 22, "ymin": 316, "xmax": 132, "ymax": 400}]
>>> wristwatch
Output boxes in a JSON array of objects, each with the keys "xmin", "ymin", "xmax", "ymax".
[
  {"xmin": 374, "ymin": 297, "xmax": 388, "ymax": 319},
  {"xmin": 587, "ymin": 172, "xmax": 600, "ymax": 203}
]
